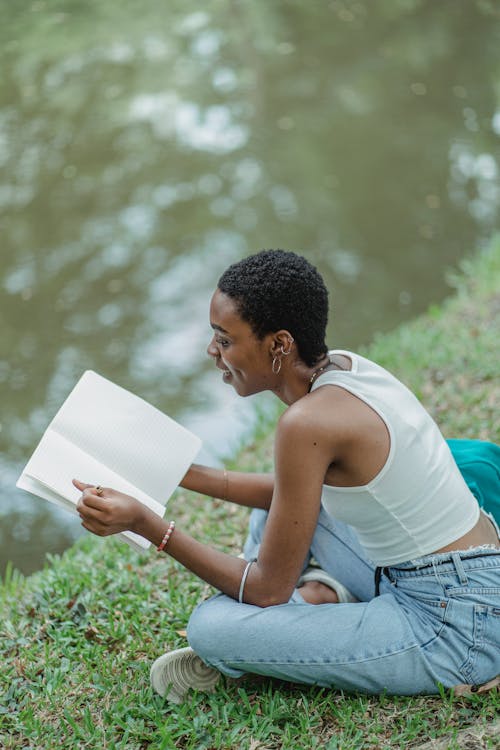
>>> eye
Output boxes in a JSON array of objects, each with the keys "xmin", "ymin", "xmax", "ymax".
[{"xmin": 215, "ymin": 336, "xmax": 230, "ymax": 348}]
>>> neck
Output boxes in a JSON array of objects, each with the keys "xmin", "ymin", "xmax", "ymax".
[
  {"xmin": 270, "ymin": 354, "xmax": 333, "ymax": 406},
  {"xmin": 307, "ymin": 354, "xmax": 333, "ymax": 392}
]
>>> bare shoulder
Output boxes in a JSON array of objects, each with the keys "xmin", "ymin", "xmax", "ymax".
[
  {"xmin": 277, "ymin": 384, "xmax": 385, "ymax": 446},
  {"xmin": 279, "ymin": 385, "xmax": 359, "ymax": 425},
  {"xmin": 276, "ymin": 387, "xmax": 347, "ymax": 444},
  {"xmin": 276, "ymin": 385, "xmax": 390, "ymax": 486},
  {"xmin": 274, "ymin": 395, "xmax": 339, "ymax": 478}
]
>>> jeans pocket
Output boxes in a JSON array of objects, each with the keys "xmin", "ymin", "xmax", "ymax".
[
  {"xmin": 397, "ymin": 583, "xmax": 448, "ymax": 619},
  {"xmin": 397, "ymin": 588, "xmax": 449, "ymax": 646},
  {"xmin": 459, "ymin": 604, "xmax": 500, "ymax": 685}
]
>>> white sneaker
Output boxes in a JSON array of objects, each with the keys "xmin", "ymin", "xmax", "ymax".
[
  {"xmin": 150, "ymin": 646, "xmax": 221, "ymax": 703},
  {"xmin": 298, "ymin": 566, "xmax": 358, "ymax": 603}
]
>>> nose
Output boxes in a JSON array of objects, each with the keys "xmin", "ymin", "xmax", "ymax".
[{"xmin": 207, "ymin": 334, "xmax": 219, "ymax": 359}]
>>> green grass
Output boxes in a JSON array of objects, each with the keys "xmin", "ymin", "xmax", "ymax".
[{"xmin": 2, "ymin": 238, "xmax": 500, "ymax": 750}]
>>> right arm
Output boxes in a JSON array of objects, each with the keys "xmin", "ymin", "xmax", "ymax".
[
  {"xmin": 179, "ymin": 464, "xmax": 274, "ymax": 510},
  {"xmin": 74, "ymin": 403, "xmax": 332, "ymax": 606}
]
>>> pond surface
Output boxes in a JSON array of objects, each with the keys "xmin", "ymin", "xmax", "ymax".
[{"xmin": 1, "ymin": 1, "xmax": 499, "ymax": 576}]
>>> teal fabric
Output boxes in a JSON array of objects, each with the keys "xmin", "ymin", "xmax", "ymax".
[{"xmin": 448, "ymin": 439, "xmax": 500, "ymax": 525}]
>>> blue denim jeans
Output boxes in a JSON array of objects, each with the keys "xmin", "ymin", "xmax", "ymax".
[{"xmin": 187, "ymin": 507, "xmax": 500, "ymax": 695}]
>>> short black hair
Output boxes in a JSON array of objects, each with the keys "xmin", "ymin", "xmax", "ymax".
[{"xmin": 217, "ymin": 249, "xmax": 328, "ymax": 367}]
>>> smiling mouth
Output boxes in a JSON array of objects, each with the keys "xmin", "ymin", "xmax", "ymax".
[{"xmin": 217, "ymin": 364, "xmax": 231, "ymax": 376}]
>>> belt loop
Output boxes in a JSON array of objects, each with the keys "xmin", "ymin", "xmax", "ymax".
[
  {"xmin": 450, "ymin": 551, "xmax": 468, "ymax": 584},
  {"xmin": 374, "ymin": 566, "xmax": 389, "ymax": 596}
]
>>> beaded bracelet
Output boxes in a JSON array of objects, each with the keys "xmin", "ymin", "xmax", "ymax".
[{"xmin": 157, "ymin": 520, "xmax": 176, "ymax": 553}]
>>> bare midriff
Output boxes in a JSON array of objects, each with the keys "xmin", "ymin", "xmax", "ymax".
[{"xmin": 433, "ymin": 510, "xmax": 499, "ymax": 554}]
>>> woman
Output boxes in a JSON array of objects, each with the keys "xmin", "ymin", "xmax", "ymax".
[{"xmin": 74, "ymin": 249, "xmax": 500, "ymax": 704}]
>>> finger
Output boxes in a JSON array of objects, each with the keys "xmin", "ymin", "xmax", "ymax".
[
  {"xmin": 77, "ymin": 500, "xmax": 106, "ymax": 522},
  {"xmin": 79, "ymin": 518, "xmax": 110, "ymax": 537},
  {"xmin": 73, "ymin": 479, "xmax": 96, "ymax": 491},
  {"xmin": 80, "ymin": 490, "xmax": 110, "ymax": 512}
]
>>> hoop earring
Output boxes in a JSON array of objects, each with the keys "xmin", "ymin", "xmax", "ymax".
[
  {"xmin": 272, "ymin": 356, "xmax": 282, "ymax": 375},
  {"xmin": 280, "ymin": 336, "xmax": 294, "ymax": 356}
]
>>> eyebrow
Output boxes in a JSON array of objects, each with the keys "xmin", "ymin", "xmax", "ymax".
[{"xmin": 210, "ymin": 323, "xmax": 229, "ymax": 334}]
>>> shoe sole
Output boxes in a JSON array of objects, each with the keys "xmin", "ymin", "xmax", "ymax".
[
  {"xmin": 298, "ymin": 566, "xmax": 358, "ymax": 603},
  {"xmin": 150, "ymin": 646, "xmax": 221, "ymax": 703}
]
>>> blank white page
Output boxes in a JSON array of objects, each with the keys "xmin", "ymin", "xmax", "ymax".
[
  {"xmin": 48, "ymin": 371, "xmax": 201, "ymax": 504},
  {"xmin": 17, "ymin": 474, "xmax": 74, "ymax": 512},
  {"xmin": 20, "ymin": 430, "xmax": 167, "ymax": 550}
]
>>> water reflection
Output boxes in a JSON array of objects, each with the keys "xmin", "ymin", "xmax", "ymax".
[{"xmin": 1, "ymin": 0, "xmax": 499, "ymax": 575}]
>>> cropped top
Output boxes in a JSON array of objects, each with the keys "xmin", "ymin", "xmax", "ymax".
[{"xmin": 313, "ymin": 350, "xmax": 480, "ymax": 566}]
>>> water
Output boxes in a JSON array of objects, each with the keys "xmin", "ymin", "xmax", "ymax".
[{"xmin": 1, "ymin": 1, "xmax": 499, "ymax": 576}]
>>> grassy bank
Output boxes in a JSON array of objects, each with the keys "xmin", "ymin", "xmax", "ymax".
[{"xmin": 1, "ymin": 239, "xmax": 499, "ymax": 750}]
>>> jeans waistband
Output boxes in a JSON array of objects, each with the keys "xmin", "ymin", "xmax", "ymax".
[
  {"xmin": 374, "ymin": 548, "xmax": 500, "ymax": 596},
  {"xmin": 391, "ymin": 548, "xmax": 500, "ymax": 572}
]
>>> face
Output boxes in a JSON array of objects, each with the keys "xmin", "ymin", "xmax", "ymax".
[{"xmin": 207, "ymin": 289, "xmax": 276, "ymax": 396}]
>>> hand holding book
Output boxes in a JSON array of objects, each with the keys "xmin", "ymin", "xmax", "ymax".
[{"xmin": 73, "ymin": 479, "xmax": 150, "ymax": 539}]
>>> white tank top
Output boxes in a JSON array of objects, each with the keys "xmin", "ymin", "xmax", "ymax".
[{"xmin": 313, "ymin": 350, "xmax": 480, "ymax": 566}]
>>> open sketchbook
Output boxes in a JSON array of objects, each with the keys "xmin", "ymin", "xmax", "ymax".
[{"xmin": 16, "ymin": 371, "xmax": 202, "ymax": 550}]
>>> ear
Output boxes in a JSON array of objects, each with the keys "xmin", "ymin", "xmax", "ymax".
[{"xmin": 268, "ymin": 330, "xmax": 295, "ymax": 356}]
